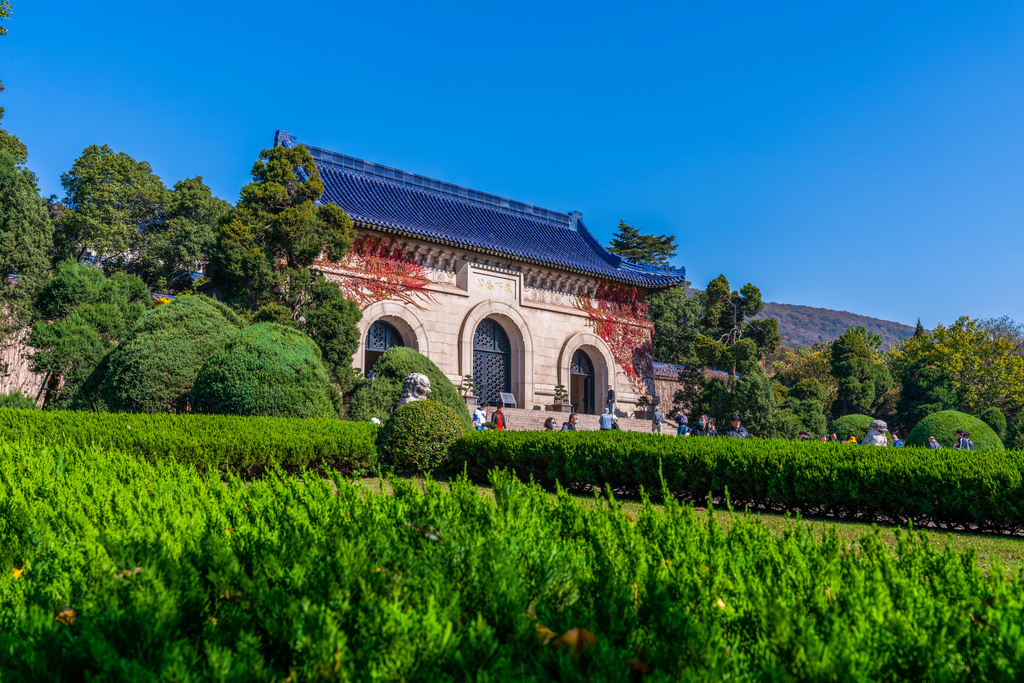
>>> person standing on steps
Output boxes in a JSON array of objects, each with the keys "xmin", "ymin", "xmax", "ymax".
[
  {"xmin": 652, "ymin": 406, "xmax": 665, "ymax": 434},
  {"xmin": 491, "ymin": 406, "xmax": 506, "ymax": 431},
  {"xmin": 606, "ymin": 385, "xmax": 616, "ymax": 414},
  {"xmin": 726, "ymin": 415, "xmax": 750, "ymax": 438},
  {"xmin": 599, "ymin": 407, "xmax": 617, "ymax": 431},
  {"xmin": 473, "ymin": 404, "xmax": 488, "ymax": 430}
]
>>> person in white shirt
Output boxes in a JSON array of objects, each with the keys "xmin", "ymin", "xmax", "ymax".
[{"xmin": 473, "ymin": 405, "xmax": 488, "ymax": 430}]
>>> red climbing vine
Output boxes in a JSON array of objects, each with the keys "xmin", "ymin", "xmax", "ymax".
[
  {"xmin": 323, "ymin": 235, "xmax": 434, "ymax": 310},
  {"xmin": 575, "ymin": 282, "xmax": 654, "ymax": 396}
]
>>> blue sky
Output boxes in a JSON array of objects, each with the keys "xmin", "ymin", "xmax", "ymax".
[{"xmin": 4, "ymin": 1, "xmax": 1024, "ymax": 327}]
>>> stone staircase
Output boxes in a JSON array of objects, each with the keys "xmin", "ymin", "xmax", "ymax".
[{"xmin": 481, "ymin": 407, "xmax": 678, "ymax": 435}]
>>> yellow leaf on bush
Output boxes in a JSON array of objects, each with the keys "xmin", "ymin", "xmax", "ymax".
[
  {"xmin": 552, "ymin": 627, "xmax": 596, "ymax": 660},
  {"xmin": 535, "ymin": 623, "xmax": 556, "ymax": 645},
  {"xmin": 12, "ymin": 567, "xmax": 23, "ymax": 579},
  {"xmin": 716, "ymin": 598, "xmax": 726, "ymax": 610},
  {"xmin": 55, "ymin": 606, "xmax": 76, "ymax": 626}
]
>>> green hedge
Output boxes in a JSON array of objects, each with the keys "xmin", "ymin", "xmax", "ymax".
[
  {"xmin": 377, "ymin": 400, "xmax": 466, "ymax": 471},
  {"xmin": 0, "ymin": 408, "xmax": 377, "ymax": 475},
  {"xmin": 2, "ymin": 441, "xmax": 1023, "ymax": 679},
  {"xmin": 449, "ymin": 431, "xmax": 1024, "ymax": 532}
]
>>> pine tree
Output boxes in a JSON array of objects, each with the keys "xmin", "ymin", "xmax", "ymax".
[
  {"xmin": 607, "ymin": 220, "xmax": 677, "ymax": 266},
  {"xmin": 914, "ymin": 318, "xmax": 926, "ymax": 338}
]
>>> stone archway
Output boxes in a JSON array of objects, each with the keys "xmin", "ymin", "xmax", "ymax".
[
  {"xmin": 354, "ymin": 301, "xmax": 430, "ymax": 374},
  {"xmin": 558, "ymin": 332, "xmax": 616, "ymax": 413},
  {"xmin": 459, "ymin": 300, "xmax": 534, "ymax": 408}
]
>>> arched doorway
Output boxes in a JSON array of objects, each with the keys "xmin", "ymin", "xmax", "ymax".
[
  {"xmin": 473, "ymin": 318, "xmax": 511, "ymax": 407},
  {"xmin": 365, "ymin": 320, "xmax": 403, "ymax": 373},
  {"xmin": 570, "ymin": 349, "xmax": 595, "ymax": 414}
]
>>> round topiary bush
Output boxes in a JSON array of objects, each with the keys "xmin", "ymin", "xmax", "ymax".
[
  {"xmin": 96, "ymin": 295, "xmax": 245, "ymax": 413},
  {"xmin": 349, "ymin": 346, "xmax": 472, "ymax": 429},
  {"xmin": 979, "ymin": 407, "xmax": 1006, "ymax": 438},
  {"xmin": 192, "ymin": 322, "xmax": 338, "ymax": 419},
  {"xmin": 376, "ymin": 400, "xmax": 466, "ymax": 471},
  {"xmin": 831, "ymin": 414, "xmax": 873, "ymax": 442},
  {"xmin": 906, "ymin": 410, "xmax": 1005, "ymax": 450}
]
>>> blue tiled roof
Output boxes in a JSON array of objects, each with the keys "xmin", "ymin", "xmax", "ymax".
[
  {"xmin": 275, "ymin": 131, "xmax": 686, "ymax": 289},
  {"xmin": 652, "ymin": 362, "xmax": 733, "ymax": 381}
]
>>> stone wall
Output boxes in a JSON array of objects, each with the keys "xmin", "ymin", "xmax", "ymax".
[{"xmin": 0, "ymin": 326, "xmax": 46, "ymax": 404}]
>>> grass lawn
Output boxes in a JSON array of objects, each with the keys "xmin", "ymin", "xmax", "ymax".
[{"xmin": 357, "ymin": 473, "xmax": 1024, "ymax": 574}]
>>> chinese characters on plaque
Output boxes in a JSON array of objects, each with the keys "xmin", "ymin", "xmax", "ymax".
[{"xmin": 474, "ymin": 278, "xmax": 515, "ymax": 296}]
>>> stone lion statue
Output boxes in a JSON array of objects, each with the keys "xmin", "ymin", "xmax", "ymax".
[
  {"xmin": 860, "ymin": 419, "xmax": 889, "ymax": 447},
  {"xmin": 397, "ymin": 373, "xmax": 432, "ymax": 408}
]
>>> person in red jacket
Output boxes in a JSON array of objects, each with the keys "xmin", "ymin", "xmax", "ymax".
[{"xmin": 491, "ymin": 406, "xmax": 506, "ymax": 430}]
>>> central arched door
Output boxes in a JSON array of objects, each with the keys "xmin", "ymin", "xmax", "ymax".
[
  {"xmin": 570, "ymin": 349, "xmax": 595, "ymax": 414},
  {"xmin": 365, "ymin": 320, "xmax": 403, "ymax": 374},
  {"xmin": 473, "ymin": 318, "xmax": 511, "ymax": 407}
]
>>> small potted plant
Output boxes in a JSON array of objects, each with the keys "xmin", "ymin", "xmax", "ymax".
[
  {"xmin": 552, "ymin": 384, "xmax": 571, "ymax": 413},
  {"xmin": 460, "ymin": 374, "xmax": 478, "ymax": 408}
]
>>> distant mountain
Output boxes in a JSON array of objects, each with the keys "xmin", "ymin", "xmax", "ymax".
[{"xmin": 754, "ymin": 302, "xmax": 916, "ymax": 349}]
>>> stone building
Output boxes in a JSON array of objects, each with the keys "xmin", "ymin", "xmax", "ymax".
[{"xmin": 275, "ymin": 131, "xmax": 687, "ymax": 416}]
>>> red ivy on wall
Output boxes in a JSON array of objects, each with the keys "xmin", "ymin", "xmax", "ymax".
[
  {"xmin": 325, "ymin": 235, "xmax": 433, "ymax": 310},
  {"xmin": 575, "ymin": 282, "xmax": 654, "ymax": 396}
]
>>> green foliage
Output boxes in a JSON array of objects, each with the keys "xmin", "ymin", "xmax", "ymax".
[
  {"xmin": 125, "ymin": 176, "xmax": 231, "ymax": 293},
  {"xmin": 0, "ymin": 108, "xmax": 26, "ymax": 163},
  {"xmin": 701, "ymin": 275, "xmax": 764, "ymax": 345},
  {"xmin": 1007, "ymin": 413, "xmax": 1024, "ymax": 450},
  {"xmin": 742, "ymin": 317, "xmax": 781, "ymax": 358},
  {"xmin": 377, "ymin": 400, "xmax": 466, "ymax": 471},
  {"xmin": 830, "ymin": 326, "xmax": 892, "ymax": 417},
  {"xmin": 894, "ymin": 359, "xmax": 959, "ymax": 433},
  {"xmin": 27, "ymin": 261, "xmax": 151, "ymax": 405},
  {"xmin": 0, "ymin": 409, "xmax": 377, "ymax": 474},
  {"xmin": 84, "ymin": 295, "xmax": 244, "ymax": 413},
  {"xmin": 452, "ymin": 431, "xmax": 1024, "ymax": 531},
  {"xmin": 206, "ymin": 144, "xmax": 359, "ymax": 386},
  {"xmin": 0, "ymin": 391, "xmax": 36, "ymax": 410},
  {"xmin": 646, "ymin": 285, "xmax": 701, "ymax": 365},
  {"xmin": 980, "ymin": 407, "xmax": 1007, "ymax": 437},
  {"xmin": 193, "ymin": 322, "xmax": 337, "ymax": 419},
  {"xmin": 906, "ymin": 410, "xmax": 1005, "ymax": 451},
  {"xmin": 606, "ymin": 219, "xmax": 677, "ymax": 266},
  {"xmin": 208, "ymin": 144, "xmax": 354, "ymax": 309},
  {"xmin": 349, "ymin": 346, "xmax": 473, "ymax": 429},
  {"xmin": 779, "ymin": 379, "xmax": 828, "ymax": 437},
  {"xmin": 830, "ymin": 413, "xmax": 893, "ymax": 444},
  {"xmin": 0, "ymin": 149, "xmax": 52, "ymax": 343},
  {"xmin": 5, "ymin": 444, "xmax": 1024, "ymax": 678}
]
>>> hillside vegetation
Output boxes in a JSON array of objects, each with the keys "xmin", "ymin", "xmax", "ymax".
[{"xmin": 754, "ymin": 301, "xmax": 916, "ymax": 349}]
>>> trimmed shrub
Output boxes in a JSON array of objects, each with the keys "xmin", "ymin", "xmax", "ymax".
[
  {"xmin": 906, "ymin": 410, "xmax": 1004, "ymax": 451},
  {"xmin": 0, "ymin": 391, "xmax": 37, "ymax": 410},
  {"xmin": 980, "ymin": 407, "xmax": 1007, "ymax": 437},
  {"xmin": 0, "ymin": 408, "xmax": 377, "ymax": 474},
  {"xmin": 349, "ymin": 346, "xmax": 472, "ymax": 429},
  {"xmin": 377, "ymin": 400, "xmax": 466, "ymax": 471},
  {"xmin": 831, "ymin": 414, "xmax": 872, "ymax": 442},
  {"xmin": 193, "ymin": 323, "xmax": 337, "ymax": 419},
  {"xmin": 449, "ymin": 430, "xmax": 1024, "ymax": 531},
  {"xmin": 92, "ymin": 295, "xmax": 245, "ymax": 413}
]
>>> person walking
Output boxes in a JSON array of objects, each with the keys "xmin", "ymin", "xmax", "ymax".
[
  {"xmin": 927, "ymin": 435, "xmax": 942, "ymax": 449},
  {"xmin": 651, "ymin": 406, "xmax": 665, "ymax": 434},
  {"xmin": 955, "ymin": 431, "xmax": 974, "ymax": 450},
  {"xmin": 599, "ymin": 407, "xmax": 617, "ymax": 431},
  {"xmin": 561, "ymin": 413, "xmax": 579, "ymax": 432},
  {"xmin": 606, "ymin": 385, "xmax": 616, "ymax": 413},
  {"xmin": 543, "ymin": 417, "xmax": 557, "ymax": 431},
  {"xmin": 491, "ymin": 406, "xmax": 506, "ymax": 431},
  {"xmin": 473, "ymin": 404, "xmax": 488, "ymax": 431},
  {"xmin": 726, "ymin": 415, "xmax": 750, "ymax": 438},
  {"xmin": 676, "ymin": 414, "xmax": 690, "ymax": 436}
]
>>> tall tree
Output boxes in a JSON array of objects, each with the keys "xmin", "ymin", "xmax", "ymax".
[
  {"xmin": 646, "ymin": 285, "xmax": 702, "ymax": 366},
  {"xmin": 208, "ymin": 144, "xmax": 360, "ymax": 388},
  {"xmin": 829, "ymin": 326, "xmax": 893, "ymax": 417},
  {"xmin": 54, "ymin": 145, "xmax": 169, "ymax": 265},
  {"xmin": 607, "ymin": 220, "xmax": 677, "ymax": 267}
]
